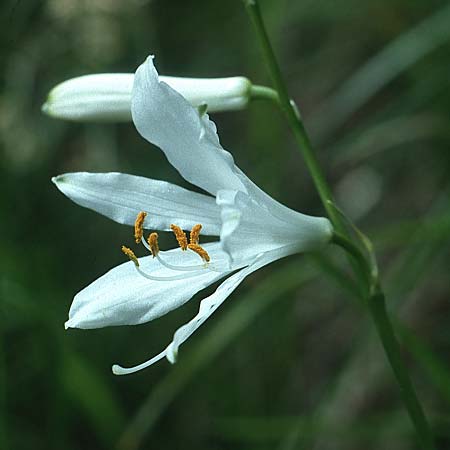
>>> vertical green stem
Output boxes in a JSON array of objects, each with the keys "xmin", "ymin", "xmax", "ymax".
[
  {"xmin": 368, "ymin": 291, "xmax": 435, "ymax": 450},
  {"xmin": 331, "ymin": 233, "xmax": 372, "ymax": 289},
  {"xmin": 244, "ymin": 0, "xmax": 367, "ymax": 292},
  {"xmin": 243, "ymin": 1, "xmax": 435, "ymax": 448},
  {"xmin": 243, "ymin": 0, "xmax": 341, "ymax": 229}
]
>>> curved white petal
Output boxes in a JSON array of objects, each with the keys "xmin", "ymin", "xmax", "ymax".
[
  {"xmin": 235, "ymin": 167, "xmax": 333, "ymax": 241},
  {"xmin": 65, "ymin": 242, "xmax": 238, "ymax": 330},
  {"xmin": 131, "ymin": 56, "xmax": 246, "ymax": 196},
  {"xmin": 52, "ymin": 172, "xmax": 221, "ymax": 235},
  {"xmin": 216, "ymin": 188, "xmax": 333, "ymax": 265},
  {"xmin": 112, "ymin": 244, "xmax": 298, "ymax": 374},
  {"xmin": 166, "ymin": 262, "xmax": 263, "ymax": 363},
  {"xmin": 165, "ymin": 245, "xmax": 293, "ymax": 363}
]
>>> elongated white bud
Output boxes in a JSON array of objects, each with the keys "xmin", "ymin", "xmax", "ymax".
[{"xmin": 42, "ymin": 73, "xmax": 252, "ymax": 122}]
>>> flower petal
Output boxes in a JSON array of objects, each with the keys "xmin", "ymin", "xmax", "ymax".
[
  {"xmin": 113, "ymin": 244, "xmax": 298, "ymax": 374},
  {"xmin": 52, "ymin": 172, "xmax": 221, "ymax": 235},
  {"xmin": 235, "ymin": 167, "xmax": 333, "ymax": 241},
  {"xmin": 131, "ymin": 56, "xmax": 246, "ymax": 196},
  {"xmin": 215, "ymin": 188, "xmax": 332, "ymax": 267},
  {"xmin": 65, "ymin": 243, "xmax": 234, "ymax": 330},
  {"xmin": 165, "ymin": 252, "xmax": 277, "ymax": 363}
]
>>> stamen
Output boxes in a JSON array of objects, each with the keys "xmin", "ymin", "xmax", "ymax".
[
  {"xmin": 134, "ymin": 211, "xmax": 147, "ymax": 244},
  {"xmin": 140, "ymin": 236, "xmax": 208, "ymax": 271},
  {"xmin": 189, "ymin": 224, "xmax": 202, "ymax": 245},
  {"xmin": 187, "ymin": 244, "xmax": 210, "ymax": 263},
  {"xmin": 156, "ymin": 254, "xmax": 207, "ymax": 272},
  {"xmin": 121, "ymin": 246, "xmax": 139, "ymax": 267},
  {"xmin": 135, "ymin": 265, "xmax": 203, "ymax": 281},
  {"xmin": 170, "ymin": 224, "xmax": 188, "ymax": 250},
  {"xmin": 147, "ymin": 232, "xmax": 160, "ymax": 257}
]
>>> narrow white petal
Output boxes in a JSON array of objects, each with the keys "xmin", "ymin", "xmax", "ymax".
[
  {"xmin": 167, "ymin": 244, "xmax": 299, "ymax": 363},
  {"xmin": 112, "ymin": 349, "xmax": 167, "ymax": 376},
  {"xmin": 132, "ymin": 56, "xmax": 246, "ymax": 196},
  {"xmin": 52, "ymin": 172, "xmax": 221, "ymax": 235},
  {"xmin": 65, "ymin": 243, "xmax": 234, "ymax": 330},
  {"xmin": 113, "ymin": 244, "xmax": 297, "ymax": 374}
]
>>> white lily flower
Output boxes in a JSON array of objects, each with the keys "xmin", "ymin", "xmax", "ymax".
[
  {"xmin": 42, "ymin": 72, "xmax": 252, "ymax": 122},
  {"xmin": 53, "ymin": 55, "xmax": 333, "ymax": 375}
]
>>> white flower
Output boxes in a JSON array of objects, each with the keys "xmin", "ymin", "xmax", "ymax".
[
  {"xmin": 53, "ymin": 56, "xmax": 333, "ymax": 375},
  {"xmin": 42, "ymin": 72, "xmax": 252, "ymax": 122}
]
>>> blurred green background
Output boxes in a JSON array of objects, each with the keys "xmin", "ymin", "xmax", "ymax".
[{"xmin": 1, "ymin": 0, "xmax": 449, "ymax": 449}]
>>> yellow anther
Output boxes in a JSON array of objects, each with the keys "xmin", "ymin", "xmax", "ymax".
[
  {"xmin": 170, "ymin": 224, "xmax": 188, "ymax": 250},
  {"xmin": 189, "ymin": 224, "xmax": 202, "ymax": 245},
  {"xmin": 134, "ymin": 211, "xmax": 147, "ymax": 244},
  {"xmin": 147, "ymin": 232, "xmax": 160, "ymax": 258},
  {"xmin": 121, "ymin": 245, "xmax": 139, "ymax": 267},
  {"xmin": 187, "ymin": 244, "xmax": 210, "ymax": 263}
]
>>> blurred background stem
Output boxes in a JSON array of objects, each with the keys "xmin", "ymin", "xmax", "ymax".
[{"xmin": 242, "ymin": 1, "xmax": 436, "ymax": 448}]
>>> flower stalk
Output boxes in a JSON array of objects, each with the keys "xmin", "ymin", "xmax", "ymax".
[{"xmin": 243, "ymin": 1, "xmax": 435, "ymax": 448}]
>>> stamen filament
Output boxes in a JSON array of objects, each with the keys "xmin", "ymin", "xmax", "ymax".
[
  {"xmin": 135, "ymin": 265, "xmax": 204, "ymax": 281},
  {"xmin": 156, "ymin": 254, "xmax": 207, "ymax": 272},
  {"xmin": 141, "ymin": 235, "xmax": 152, "ymax": 252},
  {"xmin": 141, "ymin": 237, "xmax": 207, "ymax": 271}
]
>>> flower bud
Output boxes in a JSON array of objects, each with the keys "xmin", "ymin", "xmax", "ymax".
[{"xmin": 42, "ymin": 73, "xmax": 252, "ymax": 122}]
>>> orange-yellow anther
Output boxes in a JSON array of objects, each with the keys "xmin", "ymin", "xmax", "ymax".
[
  {"xmin": 147, "ymin": 232, "xmax": 160, "ymax": 258},
  {"xmin": 170, "ymin": 224, "xmax": 188, "ymax": 250},
  {"xmin": 134, "ymin": 211, "xmax": 147, "ymax": 244},
  {"xmin": 189, "ymin": 224, "xmax": 202, "ymax": 245},
  {"xmin": 121, "ymin": 246, "xmax": 139, "ymax": 267},
  {"xmin": 187, "ymin": 244, "xmax": 210, "ymax": 263}
]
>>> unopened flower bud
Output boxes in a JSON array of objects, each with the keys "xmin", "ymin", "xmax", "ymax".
[{"xmin": 42, "ymin": 73, "xmax": 252, "ymax": 122}]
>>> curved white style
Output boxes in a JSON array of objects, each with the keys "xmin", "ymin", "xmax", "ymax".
[{"xmin": 53, "ymin": 56, "xmax": 333, "ymax": 375}]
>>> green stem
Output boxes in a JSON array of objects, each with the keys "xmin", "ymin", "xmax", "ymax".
[
  {"xmin": 249, "ymin": 84, "xmax": 280, "ymax": 103},
  {"xmin": 243, "ymin": 0, "xmax": 368, "ymax": 293},
  {"xmin": 331, "ymin": 232, "xmax": 372, "ymax": 292},
  {"xmin": 243, "ymin": 1, "xmax": 435, "ymax": 448},
  {"xmin": 368, "ymin": 291, "xmax": 436, "ymax": 450},
  {"xmin": 242, "ymin": 0, "xmax": 341, "ymax": 230}
]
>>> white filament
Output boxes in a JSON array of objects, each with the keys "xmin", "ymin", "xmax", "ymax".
[
  {"xmin": 141, "ymin": 237, "xmax": 208, "ymax": 272},
  {"xmin": 135, "ymin": 265, "xmax": 203, "ymax": 282}
]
